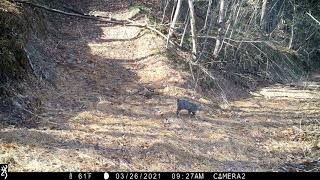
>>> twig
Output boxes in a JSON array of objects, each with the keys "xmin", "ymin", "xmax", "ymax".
[
  {"xmin": 11, "ymin": 0, "xmax": 127, "ymax": 24},
  {"xmin": 197, "ymin": 35, "xmax": 267, "ymax": 44},
  {"xmin": 306, "ymin": 12, "xmax": 320, "ymax": 26}
]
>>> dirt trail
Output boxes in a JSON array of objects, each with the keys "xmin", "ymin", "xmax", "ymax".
[{"xmin": 0, "ymin": 1, "xmax": 319, "ymax": 171}]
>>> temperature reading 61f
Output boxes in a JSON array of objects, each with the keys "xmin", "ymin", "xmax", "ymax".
[{"xmin": 69, "ymin": 172, "xmax": 92, "ymax": 180}]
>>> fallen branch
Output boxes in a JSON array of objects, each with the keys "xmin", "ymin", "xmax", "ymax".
[
  {"xmin": 11, "ymin": 0, "xmax": 127, "ymax": 24},
  {"xmin": 197, "ymin": 35, "xmax": 267, "ymax": 44},
  {"xmin": 306, "ymin": 12, "xmax": 320, "ymax": 26}
]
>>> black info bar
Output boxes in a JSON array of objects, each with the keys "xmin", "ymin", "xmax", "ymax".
[{"xmin": 1, "ymin": 172, "xmax": 319, "ymax": 180}]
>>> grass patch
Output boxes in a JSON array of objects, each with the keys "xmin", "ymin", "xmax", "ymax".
[{"xmin": 72, "ymin": 112, "xmax": 95, "ymax": 123}]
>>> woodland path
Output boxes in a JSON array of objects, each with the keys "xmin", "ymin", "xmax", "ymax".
[{"xmin": 0, "ymin": 0, "xmax": 319, "ymax": 171}]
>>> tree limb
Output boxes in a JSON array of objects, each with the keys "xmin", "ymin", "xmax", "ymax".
[{"xmin": 306, "ymin": 12, "xmax": 320, "ymax": 26}]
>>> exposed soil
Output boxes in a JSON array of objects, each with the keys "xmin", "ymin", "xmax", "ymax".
[{"xmin": 0, "ymin": 0, "xmax": 319, "ymax": 171}]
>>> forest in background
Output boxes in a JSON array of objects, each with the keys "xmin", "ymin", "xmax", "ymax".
[
  {"xmin": 1, "ymin": 0, "xmax": 320, "ymax": 96},
  {"xmin": 1, "ymin": 0, "xmax": 320, "ymax": 101},
  {"xmin": 155, "ymin": 0, "xmax": 320, "ymax": 97}
]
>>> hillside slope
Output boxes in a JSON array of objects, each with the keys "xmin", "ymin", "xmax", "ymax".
[{"xmin": 0, "ymin": 0, "xmax": 319, "ymax": 171}]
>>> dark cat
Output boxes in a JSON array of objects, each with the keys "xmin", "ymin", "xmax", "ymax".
[{"xmin": 176, "ymin": 98, "xmax": 199, "ymax": 117}]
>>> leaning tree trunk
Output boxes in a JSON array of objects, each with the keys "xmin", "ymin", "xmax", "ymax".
[
  {"xmin": 199, "ymin": 9, "xmax": 214, "ymax": 61},
  {"xmin": 180, "ymin": 8, "xmax": 190, "ymax": 47},
  {"xmin": 188, "ymin": 0, "xmax": 197, "ymax": 58},
  {"xmin": 161, "ymin": 0, "xmax": 170, "ymax": 24},
  {"xmin": 203, "ymin": 0, "xmax": 213, "ymax": 31},
  {"xmin": 288, "ymin": 0, "xmax": 295, "ymax": 49},
  {"xmin": 213, "ymin": 0, "xmax": 225, "ymax": 58},
  {"xmin": 260, "ymin": 0, "xmax": 268, "ymax": 30},
  {"xmin": 166, "ymin": 0, "xmax": 182, "ymax": 48}
]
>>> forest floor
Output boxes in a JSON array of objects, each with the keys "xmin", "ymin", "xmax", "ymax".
[{"xmin": 0, "ymin": 0, "xmax": 319, "ymax": 171}]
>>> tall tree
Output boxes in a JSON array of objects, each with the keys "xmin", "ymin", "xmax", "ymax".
[
  {"xmin": 203, "ymin": 0, "xmax": 213, "ymax": 31},
  {"xmin": 260, "ymin": 0, "xmax": 268, "ymax": 30},
  {"xmin": 288, "ymin": 0, "xmax": 295, "ymax": 49},
  {"xmin": 166, "ymin": 0, "xmax": 182, "ymax": 48},
  {"xmin": 188, "ymin": 0, "xmax": 197, "ymax": 58},
  {"xmin": 180, "ymin": 8, "xmax": 190, "ymax": 47},
  {"xmin": 213, "ymin": 0, "xmax": 225, "ymax": 58}
]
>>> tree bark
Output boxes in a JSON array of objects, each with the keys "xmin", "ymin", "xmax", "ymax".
[
  {"xmin": 213, "ymin": 0, "xmax": 225, "ymax": 58},
  {"xmin": 199, "ymin": 9, "xmax": 214, "ymax": 60},
  {"xmin": 188, "ymin": 0, "xmax": 197, "ymax": 59},
  {"xmin": 161, "ymin": 0, "xmax": 170, "ymax": 24},
  {"xmin": 307, "ymin": 12, "xmax": 320, "ymax": 25},
  {"xmin": 260, "ymin": 0, "xmax": 268, "ymax": 30},
  {"xmin": 180, "ymin": 8, "xmax": 190, "ymax": 47},
  {"xmin": 288, "ymin": 1, "xmax": 295, "ymax": 49},
  {"xmin": 203, "ymin": 0, "xmax": 213, "ymax": 31},
  {"xmin": 166, "ymin": 0, "xmax": 182, "ymax": 48}
]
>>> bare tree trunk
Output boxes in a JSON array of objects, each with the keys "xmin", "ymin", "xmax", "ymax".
[
  {"xmin": 199, "ymin": 9, "xmax": 214, "ymax": 60},
  {"xmin": 288, "ymin": 0, "xmax": 295, "ymax": 49},
  {"xmin": 268, "ymin": 0, "xmax": 284, "ymax": 34},
  {"xmin": 188, "ymin": 0, "xmax": 197, "ymax": 58},
  {"xmin": 307, "ymin": 12, "xmax": 320, "ymax": 25},
  {"xmin": 161, "ymin": 0, "xmax": 170, "ymax": 24},
  {"xmin": 166, "ymin": 0, "xmax": 182, "ymax": 48},
  {"xmin": 226, "ymin": 0, "xmax": 243, "ymax": 47},
  {"xmin": 170, "ymin": 0, "xmax": 177, "ymax": 23},
  {"xmin": 213, "ymin": 0, "xmax": 225, "ymax": 58},
  {"xmin": 260, "ymin": 0, "xmax": 268, "ymax": 30},
  {"xmin": 220, "ymin": 0, "xmax": 235, "ymax": 54},
  {"xmin": 180, "ymin": 8, "xmax": 190, "ymax": 47},
  {"xmin": 203, "ymin": 0, "xmax": 213, "ymax": 31}
]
